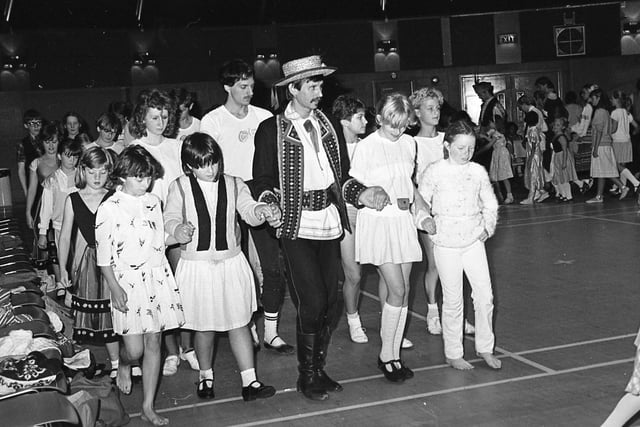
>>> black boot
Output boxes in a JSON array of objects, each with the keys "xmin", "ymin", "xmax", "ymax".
[
  {"xmin": 314, "ymin": 327, "xmax": 343, "ymax": 392},
  {"xmin": 296, "ymin": 333, "xmax": 329, "ymax": 401}
]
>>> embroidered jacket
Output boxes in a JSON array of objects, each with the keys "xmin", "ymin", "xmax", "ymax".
[{"xmin": 252, "ymin": 108, "xmax": 365, "ymax": 240}]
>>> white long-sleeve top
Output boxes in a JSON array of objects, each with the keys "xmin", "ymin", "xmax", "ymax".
[
  {"xmin": 418, "ymin": 159, "xmax": 498, "ymax": 248},
  {"xmin": 38, "ymin": 168, "xmax": 77, "ymax": 234},
  {"xmin": 415, "ymin": 132, "xmax": 445, "ymax": 186},
  {"xmin": 571, "ymin": 103, "xmax": 593, "ymax": 137}
]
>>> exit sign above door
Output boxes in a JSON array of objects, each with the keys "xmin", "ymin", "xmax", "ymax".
[{"xmin": 498, "ymin": 33, "xmax": 518, "ymax": 44}]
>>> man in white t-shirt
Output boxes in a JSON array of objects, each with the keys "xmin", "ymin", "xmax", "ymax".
[{"xmin": 200, "ymin": 59, "xmax": 294, "ymax": 355}]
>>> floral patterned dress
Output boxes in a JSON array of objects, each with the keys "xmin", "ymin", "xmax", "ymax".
[{"xmin": 95, "ymin": 190, "xmax": 184, "ymax": 335}]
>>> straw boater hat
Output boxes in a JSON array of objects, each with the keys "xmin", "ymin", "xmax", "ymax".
[{"xmin": 274, "ymin": 55, "xmax": 337, "ymax": 87}]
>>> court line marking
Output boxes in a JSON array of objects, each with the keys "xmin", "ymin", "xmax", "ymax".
[
  {"xmin": 569, "ymin": 213, "xmax": 640, "ymax": 227},
  {"xmin": 127, "ymin": 329, "xmax": 637, "ymax": 420},
  {"xmin": 361, "ymin": 290, "xmax": 556, "ymax": 374},
  {"xmin": 229, "ymin": 358, "xmax": 634, "ymax": 427}
]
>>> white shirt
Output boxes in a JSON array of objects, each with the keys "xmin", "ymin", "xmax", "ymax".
[
  {"xmin": 415, "ymin": 132, "xmax": 445, "ymax": 186},
  {"xmin": 176, "ymin": 117, "xmax": 201, "ymax": 142},
  {"xmin": 130, "ymin": 137, "xmax": 183, "ymax": 204},
  {"xmin": 611, "ymin": 108, "xmax": 632, "ymax": 143},
  {"xmin": 571, "ymin": 104, "xmax": 593, "ymax": 137},
  {"xmin": 200, "ymin": 105, "xmax": 272, "ymax": 181},
  {"xmin": 38, "ymin": 168, "xmax": 77, "ymax": 234}
]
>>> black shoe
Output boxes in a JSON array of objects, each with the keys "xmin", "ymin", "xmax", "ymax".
[
  {"xmin": 264, "ymin": 336, "xmax": 295, "ymax": 355},
  {"xmin": 396, "ymin": 360, "xmax": 414, "ymax": 380},
  {"xmin": 242, "ymin": 380, "xmax": 276, "ymax": 401},
  {"xmin": 196, "ymin": 378, "xmax": 215, "ymax": 399},
  {"xmin": 377, "ymin": 358, "xmax": 405, "ymax": 383}
]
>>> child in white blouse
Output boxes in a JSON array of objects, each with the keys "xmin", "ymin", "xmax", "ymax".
[
  {"xmin": 349, "ymin": 93, "xmax": 429, "ymax": 382},
  {"xmin": 417, "ymin": 120, "xmax": 501, "ymax": 371}
]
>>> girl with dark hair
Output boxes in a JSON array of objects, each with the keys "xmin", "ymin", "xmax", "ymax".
[
  {"xmin": 164, "ymin": 132, "xmax": 279, "ymax": 401},
  {"xmin": 58, "ymin": 147, "xmax": 119, "ymax": 375},
  {"xmin": 172, "ymin": 88, "xmax": 201, "ymax": 141},
  {"xmin": 417, "ymin": 120, "xmax": 501, "ymax": 371},
  {"xmin": 95, "ymin": 145, "xmax": 182, "ymax": 426}
]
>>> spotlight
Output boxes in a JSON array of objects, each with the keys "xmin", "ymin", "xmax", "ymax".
[
  {"xmin": 376, "ymin": 40, "xmax": 397, "ymax": 54},
  {"xmin": 256, "ymin": 53, "xmax": 265, "ymax": 60},
  {"xmin": 269, "ymin": 53, "xmax": 278, "ymax": 59},
  {"xmin": 431, "ymin": 76, "xmax": 440, "ymax": 85}
]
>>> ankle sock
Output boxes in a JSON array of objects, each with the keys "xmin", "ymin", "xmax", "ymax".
[
  {"xmin": 379, "ymin": 303, "xmax": 401, "ymax": 362},
  {"xmin": 110, "ymin": 359, "xmax": 119, "ymax": 370},
  {"xmin": 427, "ymin": 303, "xmax": 438, "ymax": 319},
  {"xmin": 347, "ymin": 311, "xmax": 361, "ymax": 326},
  {"xmin": 199, "ymin": 368, "xmax": 213, "ymax": 381},
  {"xmin": 622, "ymin": 168, "xmax": 640, "ymax": 187},
  {"xmin": 240, "ymin": 368, "xmax": 257, "ymax": 387}
]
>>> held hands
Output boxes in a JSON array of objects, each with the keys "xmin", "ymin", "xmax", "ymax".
[
  {"xmin": 421, "ymin": 217, "xmax": 437, "ymax": 235},
  {"xmin": 478, "ymin": 229, "xmax": 489, "ymax": 242},
  {"xmin": 37, "ymin": 234, "xmax": 48, "ymax": 250},
  {"xmin": 60, "ymin": 270, "xmax": 71, "ymax": 289},
  {"xmin": 255, "ymin": 203, "xmax": 282, "ymax": 228},
  {"xmin": 358, "ymin": 186, "xmax": 391, "ymax": 211},
  {"xmin": 174, "ymin": 221, "xmax": 195, "ymax": 244},
  {"xmin": 110, "ymin": 284, "xmax": 128, "ymax": 313}
]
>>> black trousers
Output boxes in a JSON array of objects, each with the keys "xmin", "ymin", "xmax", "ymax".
[
  {"xmin": 238, "ymin": 218, "xmax": 287, "ymax": 314},
  {"xmin": 280, "ymin": 237, "xmax": 340, "ymax": 334}
]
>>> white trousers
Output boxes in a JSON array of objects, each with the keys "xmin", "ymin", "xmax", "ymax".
[{"xmin": 433, "ymin": 240, "xmax": 495, "ymax": 359}]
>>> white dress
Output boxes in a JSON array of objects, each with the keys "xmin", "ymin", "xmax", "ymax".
[
  {"xmin": 172, "ymin": 179, "xmax": 258, "ymax": 331},
  {"xmin": 95, "ymin": 191, "xmax": 184, "ymax": 335},
  {"xmin": 349, "ymin": 131, "xmax": 421, "ymax": 265}
]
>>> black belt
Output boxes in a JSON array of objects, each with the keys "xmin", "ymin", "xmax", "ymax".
[{"xmin": 301, "ymin": 187, "xmax": 333, "ymax": 211}]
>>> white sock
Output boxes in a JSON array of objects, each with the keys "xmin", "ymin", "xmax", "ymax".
[
  {"xmin": 392, "ymin": 306, "xmax": 408, "ymax": 360},
  {"xmin": 427, "ymin": 303, "xmax": 439, "ymax": 319},
  {"xmin": 347, "ymin": 311, "xmax": 361, "ymax": 326},
  {"xmin": 263, "ymin": 311, "xmax": 279, "ymax": 343},
  {"xmin": 110, "ymin": 359, "xmax": 119, "ymax": 370},
  {"xmin": 240, "ymin": 368, "xmax": 257, "ymax": 387},
  {"xmin": 379, "ymin": 303, "xmax": 401, "ymax": 362},
  {"xmin": 199, "ymin": 368, "xmax": 213, "ymax": 381},
  {"xmin": 621, "ymin": 168, "xmax": 640, "ymax": 187}
]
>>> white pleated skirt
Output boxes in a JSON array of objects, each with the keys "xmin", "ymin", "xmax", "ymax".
[
  {"xmin": 355, "ymin": 207, "xmax": 422, "ymax": 266},
  {"xmin": 175, "ymin": 253, "xmax": 257, "ymax": 332},
  {"xmin": 590, "ymin": 145, "xmax": 619, "ymax": 178}
]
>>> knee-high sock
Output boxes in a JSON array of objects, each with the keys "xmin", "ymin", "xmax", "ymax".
[
  {"xmin": 380, "ymin": 303, "xmax": 401, "ymax": 362},
  {"xmin": 392, "ymin": 306, "xmax": 408, "ymax": 360},
  {"xmin": 621, "ymin": 168, "xmax": 640, "ymax": 187}
]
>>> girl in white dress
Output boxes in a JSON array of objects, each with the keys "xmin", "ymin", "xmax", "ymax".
[
  {"xmin": 417, "ymin": 120, "xmax": 501, "ymax": 371},
  {"xmin": 96, "ymin": 145, "xmax": 185, "ymax": 426},
  {"xmin": 164, "ymin": 133, "xmax": 279, "ymax": 401},
  {"xmin": 349, "ymin": 93, "xmax": 429, "ymax": 382}
]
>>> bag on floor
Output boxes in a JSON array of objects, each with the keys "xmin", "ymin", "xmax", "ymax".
[{"xmin": 71, "ymin": 373, "xmax": 130, "ymax": 426}]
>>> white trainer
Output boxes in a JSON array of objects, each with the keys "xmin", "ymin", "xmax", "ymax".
[
  {"xmin": 426, "ymin": 316, "xmax": 442, "ymax": 335},
  {"xmin": 464, "ymin": 320, "xmax": 476, "ymax": 335},
  {"xmin": 162, "ymin": 355, "xmax": 180, "ymax": 376},
  {"xmin": 180, "ymin": 348, "xmax": 200, "ymax": 371},
  {"xmin": 349, "ymin": 324, "xmax": 369, "ymax": 344}
]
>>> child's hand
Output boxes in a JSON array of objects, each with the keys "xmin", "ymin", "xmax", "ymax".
[
  {"xmin": 174, "ymin": 222, "xmax": 195, "ymax": 244},
  {"xmin": 421, "ymin": 217, "xmax": 436, "ymax": 235},
  {"xmin": 37, "ymin": 234, "xmax": 48, "ymax": 250},
  {"xmin": 255, "ymin": 204, "xmax": 282, "ymax": 228},
  {"xmin": 478, "ymin": 229, "xmax": 489, "ymax": 242},
  {"xmin": 60, "ymin": 270, "xmax": 71, "ymax": 289},
  {"xmin": 110, "ymin": 284, "xmax": 128, "ymax": 313},
  {"xmin": 359, "ymin": 186, "xmax": 391, "ymax": 211},
  {"xmin": 26, "ymin": 213, "xmax": 33, "ymax": 229}
]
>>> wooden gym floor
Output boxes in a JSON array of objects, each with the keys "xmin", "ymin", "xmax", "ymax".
[{"xmin": 88, "ymin": 189, "xmax": 640, "ymax": 426}]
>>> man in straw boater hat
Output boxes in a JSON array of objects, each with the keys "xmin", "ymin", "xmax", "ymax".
[{"xmin": 253, "ymin": 55, "xmax": 390, "ymax": 401}]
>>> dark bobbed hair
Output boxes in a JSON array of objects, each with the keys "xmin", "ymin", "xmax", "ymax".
[
  {"xmin": 219, "ymin": 59, "xmax": 254, "ymax": 87},
  {"xmin": 181, "ymin": 132, "xmax": 224, "ymax": 180},
  {"xmin": 41, "ymin": 121, "xmax": 61, "ymax": 142},
  {"xmin": 113, "ymin": 145, "xmax": 164, "ymax": 182},
  {"xmin": 444, "ymin": 120, "xmax": 476, "ymax": 145},
  {"xmin": 75, "ymin": 146, "xmax": 115, "ymax": 189},
  {"xmin": 130, "ymin": 89, "xmax": 177, "ymax": 139},
  {"xmin": 23, "ymin": 109, "xmax": 42, "ymax": 123},
  {"xmin": 58, "ymin": 137, "xmax": 82, "ymax": 156},
  {"xmin": 535, "ymin": 76, "xmax": 554, "ymax": 89},
  {"xmin": 332, "ymin": 95, "xmax": 366, "ymax": 121},
  {"xmin": 589, "ymin": 88, "xmax": 612, "ymax": 111}
]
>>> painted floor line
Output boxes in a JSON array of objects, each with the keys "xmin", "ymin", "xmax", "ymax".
[
  {"xmin": 516, "ymin": 333, "xmax": 637, "ymax": 355},
  {"xmin": 361, "ymin": 290, "xmax": 556, "ymax": 374},
  {"xmin": 570, "ymin": 213, "xmax": 640, "ymax": 226},
  {"xmin": 229, "ymin": 358, "xmax": 634, "ymax": 427}
]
